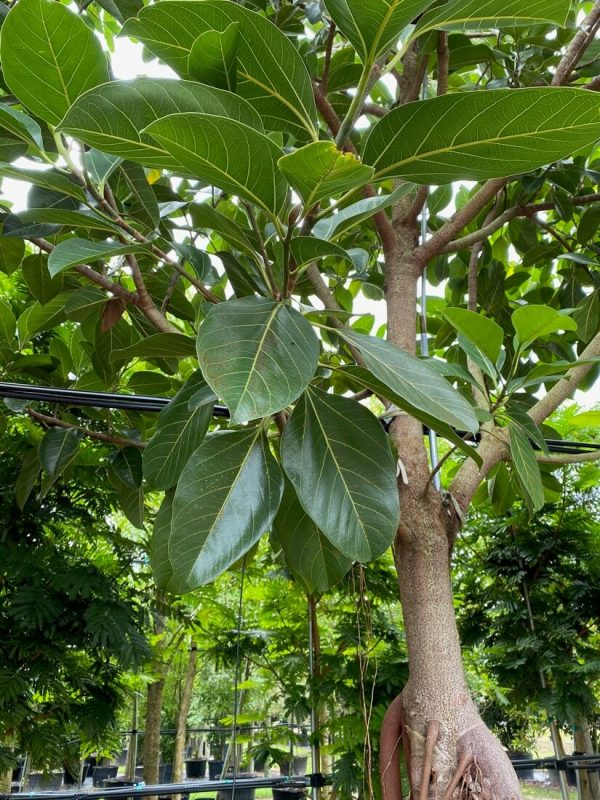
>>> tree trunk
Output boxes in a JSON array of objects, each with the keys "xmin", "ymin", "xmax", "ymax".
[
  {"xmin": 574, "ymin": 717, "xmax": 600, "ymax": 800},
  {"xmin": 0, "ymin": 768, "xmax": 11, "ymax": 794},
  {"xmin": 172, "ymin": 642, "xmax": 198, "ymax": 784},
  {"xmin": 143, "ymin": 676, "xmax": 167, "ymax": 788}
]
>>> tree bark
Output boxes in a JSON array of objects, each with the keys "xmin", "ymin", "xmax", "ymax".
[
  {"xmin": 143, "ymin": 676, "xmax": 167, "ymax": 790},
  {"xmin": 574, "ymin": 718, "xmax": 600, "ymax": 800},
  {"xmin": 172, "ymin": 642, "xmax": 198, "ymax": 785}
]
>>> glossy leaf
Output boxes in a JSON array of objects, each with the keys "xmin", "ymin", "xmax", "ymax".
[
  {"xmin": 119, "ymin": 162, "xmax": 160, "ymax": 230},
  {"xmin": 290, "ymin": 237, "xmax": 353, "ymax": 270},
  {"xmin": 508, "ymin": 421, "xmax": 544, "ymax": 515},
  {"xmin": 197, "ymin": 297, "xmax": 320, "ymax": 424},
  {"xmin": 15, "ymin": 448, "xmax": 41, "ymax": 510},
  {"xmin": 281, "ymin": 387, "xmax": 399, "ymax": 562},
  {"xmin": 168, "ymin": 428, "xmax": 284, "ymax": 591},
  {"xmin": 145, "ymin": 114, "xmax": 288, "ymax": 216},
  {"xmin": 59, "ymin": 78, "xmax": 263, "ymax": 169},
  {"xmin": 340, "ymin": 365, "xmax": 482, "ymax": 466},
  {"xmin": 0, "ymin": 106, "xmax": 44, "ymax": 151},
  {"xmin": 278, "ymin": 142, "xmax": 374, "ymax": 209},
  {"xmin": 0, "ymin": 0, "xmax": 109, "ymax": 125},
  {"xmin": 4, "ymin": 209, "xmax": 121, "ymax": 235},
  {"xmin": 312, "ymin": 183, "xmax": 414, "ymax": 239},
  {"xmin": 22, "ymin": 254, "xmax": 64, "ymax": 305},
  {"xmin": 188, "ymin": 22, "xmax": 239, "ymax": 91},
  {"xmin": 442, "ymin": 308, "xmax": 504, "ymax": 364},
  {"xmin": 0, "ymin": 237, "xmax": 25, "ymax": 275},
  {"xmin": 0, "ymin": 299, "xmax": 16, "ymax": 348},
  {"xmin": 110, "ymin": 333, "xmax": 197, "ymax": 361},
  {"xmin": 512, "ymin": 304, "xmax": 577, "ymax": 349},
  {"xmin": 0, "ymin": 167, "xmax": 87, "ymax": 204},
  {"xmin": 48, "ymin": 239, "xmax": 149, "ymax": 277},
  {"xmin": 143, "ymin": 372, "xmax": 213, "ymax": 489},
  {"xmin": 272, "ymin": 481, "xmax": 352, "ymax": 595},
  {"xmin": 323, "ymin": 0, "xmax": 435, "ymax": 62},
  {"xmin": 122, "ymin": 1, "xmax": 318, "ymax": 138},
  {"xmin": 150, "ymin": 489, "xmax": 177, "ymax": 590},
  {"xmin": 340, "ymin": 329, "xmax": 479, "ymax": 432},
  {"xmin": 110, "ymin": 447, "xmax": 143, "ymax": 489},
  {"xmin": 363, "ymin": 89, "xmax": 600, "ymax": 184},
  {"xmin": 39, "ymin": 428, "xmax": 80, "ymax": 477},
  {"xmin": 414, "ymin": 0, "xmax": 572, "ymax": 39}
]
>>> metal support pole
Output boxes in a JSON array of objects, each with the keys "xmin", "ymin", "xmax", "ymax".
[{"xmin": 308, "ymin": 597, "xmax": 321, "ymax": 800}]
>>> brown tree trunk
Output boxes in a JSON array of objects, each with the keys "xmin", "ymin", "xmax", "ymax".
[
  {"xmin": 0, "ymin": 768, "xmax": 12, "ymax": 794},
  {"xmin": 574, "ymin": 717, "xmax": 600, "ymax": 800},
  {"xmin": 172, "ymin": 642, "xmax": 198, "ymax": 784},
  {"xmin": 143, "ymin": 676, "xmax": 167, "ymax": 789}
]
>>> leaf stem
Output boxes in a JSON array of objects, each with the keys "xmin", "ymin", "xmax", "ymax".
[{"xmin": 335, "ymin": 62, "xmax": 376, "ymax": 149}]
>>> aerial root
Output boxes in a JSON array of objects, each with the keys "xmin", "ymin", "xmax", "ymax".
[
  {"xmin": 418, "ymin": 719, "xmax": 441, "ymax": 800},
  {"xmin": 379, "ymin": 692, "xmax": 405, "ymax": 800},
  {"xmin": 442, "ymin": 749, "xmax": 473, "ymax": 800}
]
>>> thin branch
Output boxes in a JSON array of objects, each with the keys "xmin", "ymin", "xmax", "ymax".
[
  {"xmin": 243, "ymin": 202, "xmax": 280, "ymax": 299},
  {"xmin": 28, "ymin": 409, "xmax": 145, "ymax": 449},
  {"xmin": 436, "ymin": 32, "xmax": 449, "ymax": 97},
  {"xmin": 320, "ymin": 22, "xmax": 336, "ymax": 94},
  {"xmin": 468, "ymin": 205, "xmax": 498, "ymax": 310},
  {"xmin": 535, "ymin": 450, "xmax": 600, "ymax": 464},
  {"xmin": 551, "ymin": 0, "xmax": 600, "ymax": 86},
  {"xmin": 125, "ymin": 253, "xmax": 180, "ymax": 333}
]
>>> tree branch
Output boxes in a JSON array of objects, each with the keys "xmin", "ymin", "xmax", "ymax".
[
  {"xmin": 436, "ymin": 32, "xmax": 449, "ymax": 97},
  {"xmin": 28, "ymin": 409, "xmax": 145, "ymax": 449},
  {"xmin": 125, "ymin": 253, "xmax": 180, "ymax": 333},
  {"xmin": 536, "ymin": 450, "xmax": 600, "ymax": 464},
  {"xmin": 551, "ymin": 0, "xmax": 600, "ymax": 86}
]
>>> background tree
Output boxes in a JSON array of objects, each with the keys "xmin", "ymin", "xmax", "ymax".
[{"xmin": 0, "ymin": 0, "xmax": 599, "ymax": 797}]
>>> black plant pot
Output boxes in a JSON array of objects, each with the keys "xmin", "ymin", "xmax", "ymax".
[
  {"xmin": 11, "ymin": 764, "xmax": 24, "ymax": 783},
  {"xmin": 27, "ymin": 772, "xmax": 64, "ymax": 790},
  {"xmin": 64, "ymin": 764, "xmax": 90, "ymax": 785},
  {"xmin": 507, "ymin": 751, "xmax": 534, "ymax": 782},
  {"xmin": 185, "ymin": 758, "xmax": 207, "ymax": 779},
  {"xmin": 217, "ymin": 773, "xmax": 256, "ymax": 800},
  {"xmin": 103, "ymin": 777, "xmax": 136, "ymax": 800},
  {"xmin": 159, "ymin": 763, "xmax": 173, "ymax": 783},
  {"xmin": 92, "ymin": 765, "xmax": 118, "ymax": 787},
  {"xmin": 279, "ymin": 757, "xmax": 308, "ymax": 777},
  {"xmin": 208, "ymin": 760, "xmax": 224, "ymax": 780},
  {"xmin": 272, "ymin": 789, "xmax": 306, "ymax": 800}
]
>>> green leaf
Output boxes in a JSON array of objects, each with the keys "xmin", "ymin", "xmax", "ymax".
[
  {"xmin": 0, "ymin": 166, "xmax": 87, "ymax": 204},
  {"xmin": 339, "ymin": 329, "xmax": 479, "ymax": 432},
  {"xmin": 5, "ymin": 209, "xmax": 121, "ymax": 235},
  {"xmin": 145, "ymin": 113, "xmax": 288, "ymax": 217},
  {"xmin": 190, "ymin": 203, "xmax": 257, "ymax": 258},
  {"xmin": 573, "ymin": 292, "xmax": 599, "ymax": 344},
  {"xmin": 281, "ymin": 387, "xmax": 399, "ymax": 562},
  {"xmin": 442, "ymin": 308, "xmax": 504, "ymax": 364},
  {"xmin": 0, "ymin": 106, "xmax": 44, "ymax": 151},
  {"xmin": 363, "ymin": 89, "xmax": 600, "ymax": 184},
  {"xmin": 150, "ymin": 488, "xmax": 177, "ymax": 590},
  {"xmin": 272, "ymin": 481, "xmax": 352, "ymax": 595},
  {"xmin": 197, "ymin": 296, "xmax": 320, "ymax": 424},
  {"xmin": 569, "ymin": 410, "xmax": 600, "ymax": 429},
  {"xmin": 312, "ymin": 183, "xmax": 414, "ymax": 240},
  {"xmin": 59, "ymin": 78, "xmax": 264, "ymax": 170},
  {"xmin": 15, "ymin": 448, "xmax": 41, "ymax": 510},
  {"xmin": 48, "ymin": 238, "xmax": 149, "ymax": 277},
  {"xmin": 22, "ymin": 254, "xmax": 64, "ymax": 305},
  {"xmin": 18, "ymin": 293, "xmax": 70, "ymax": 345},
  {"xmin": 39, "ymin": 428, "xmax": 81, "ymax": 477},
  {"xmin": 143, "ymin": 372, "xmax": 213, "ymax": 489},
  {"xmin": 188, "ymin": 22, "xmax": 239, "ymax": 91},
  {"xmin": 122, "ymin": 1, "xmax": 318, "ymax": 139},
  {"xmin": 110, "ymin": 447, "xmax": 143, "ymax": 490},
  {"xmin": 290, "ymin": 237, "xmax": 353, "ymax": 270},
  {"xmin": 110, "ymin": 333, "xmax": 197, "ymax": 361},
  {"xmin": 340, "ymin": 365, "xmax": 482, "ymax": 466},
  {"xmin": 413, "ymin": 0, "xmax": 572, "ymax": 39},
  {"xmin": 0, "ymin": 0, "xmax": 109, "ymax": 125},
  {"xmin": 168, "ymin": 428, "xmax": 283, "ymax": 591},
  {"xmin": 278, "ymin": 142, "xmax": 374, "ymax": 209},
  {"xmin": 508, "ymin": 421, "xmax": 544, "ymax": 515},
  {"xmin": 119, "ymin": 162, "xmax": 160, "ymax": 231},
  {"xmin": 0, "ymin": 236, "xmax": 25, "ymax": 275},
  {"xmin": 108, "ymin": 466, "xmax": 145, "ymax": 529},
  {"xmin": 0, "ymin": 299, "xmax": 16, "ymax": 348},
  {"xmin": 511, "ymin": 304, "xmax": 577, "ymax": 349},
  {"xmin": 323, "ymin": 0, "xmax": 435, "ymax": 63}
]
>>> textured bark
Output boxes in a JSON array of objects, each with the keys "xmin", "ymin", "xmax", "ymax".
[
  {"xmin": 143, "ymin": 676, "xmax": 167, "ymax": 789},
  {"xmin": 172, "ymin": 643, "xmax": 198, "ymax": 784},
  {"xmin": 0, "ymin": 768, "xmax": 11, "ymax": 794},
  {"xmin": 574, "ymin": 718, "xmax": 600, "ymax": 800}
]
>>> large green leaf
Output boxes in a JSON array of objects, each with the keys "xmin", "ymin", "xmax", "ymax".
[
  {"xmin": 150, "ymin": 489, "xmax": 177, "ymax": 590},
  {"xmin": 363, "ymin": 89, "xmax": 600, "ymax": 184},
  {"xmin": 272, "ymin": 481, "xmax": 353, "ymax": 595},
  {"xmin": 312, "ymin": 183, "xmax": 414, "ymax": 240},
  {"xmin": 278, "ymin": 142, "xmax": 374, "ymax": 209},
  {"xmin": 508, "ymin": 421, "xmax": 544, "ymax": 515},
  {"xmin": 512, "ymin": 304, "xmax": 577, "ymax": 349},
  {"xmin": 197, "ymin": 297, "xmax": 320, "ymax": 424},
  {"xmin": 59, "ymin": 78, "xmax": 263, "ymax": 170},
  {"xmin": 22, "ymin": 254, "xmax": 64, "ymax": 305},
  {"xmin": 339, "ymin": 365, "xmax": 482, "ymax": 466},
  {"xmin": 48, "ymin": 239, "xmax": 149, "ymax": 277},
  {"xmin": 0, "ymin": 236, "xmax": 25, "ymax": 275},
  {"xmin": 119, "ymin": 162, "xmax": 160, "ymax": 231},
  {"xmin": 0, "ymin": 299, "xmax": 16, "ymax": 348},
  {"xmin": 122, "ymin": 1, "xmax": 318, "ymax": 139},
  {"xmin": 39, "ymin": 428, "xmax": 80, "ymax": 477},
  {"xmin": 340, "ymin": 329, "xmax": 479, "ymax": 432},
  {"xmin": 15, "ymin": 448, "xmax": 41, "ymax": 510},
  {"xmin": 323, "ymin": 0, "xmax": 435, "ymax": 63},
  {"xmin": 0, "ymin": 167, "xmax": 87, "ymax": 204},
  {"xmin": 0, "ymin": 106, "xmax": 44, "ymax": 151},
  {"xmin": 143, "ymin": 372, "xmax": 213, "ymax": 489},
  {"xmin": 413, "ymin": 0, "xmax": 572, "ymax": 39},
  {"xmin": 110, "ymin": 333, "xmax": 197, "ymax": 361},
  {"xmin": 281, "ymin": 387, "xmax": 399, "ymax": 562},
  {"xmin": 145, "ymin": 113, "xmax": 288, "ymax": 217},
  {"xmin": 168, "ymin": 428, "xmax": 283, "ymax": 591},
  {"xmin": 4, "ymin": 209, "xmax": 121, "ymax": 235},
  {"xmin": 442, "ymin": 308, "xmax": 504, "ymax": 364},
  {"xmin": 188, "ymin": 22, "xmax": 239, "ymax": 91},
  {"xmin": 290, "ymin": 237, "xmax": 353, "ymax": 270},
  {"xmin": 0, "ymin": 0, "xmax": 109, "ymax": 125}
]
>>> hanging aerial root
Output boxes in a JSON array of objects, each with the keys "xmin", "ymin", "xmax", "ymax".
[
  {"xmin": 443, "ymin": 749, "xmax": 473, "ymax": 800},
  {"xmin": 418, "ymin": 719, "xmax": 441, "ymax": 800},
  {"xmin": 380, "ymin": 692, "xmax": 405, "ymax": 800}
]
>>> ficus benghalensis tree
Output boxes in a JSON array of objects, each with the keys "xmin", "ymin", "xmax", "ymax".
[{"xmin": 0, "ymin": 0, "xmax": 599, "ymax": 796}]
